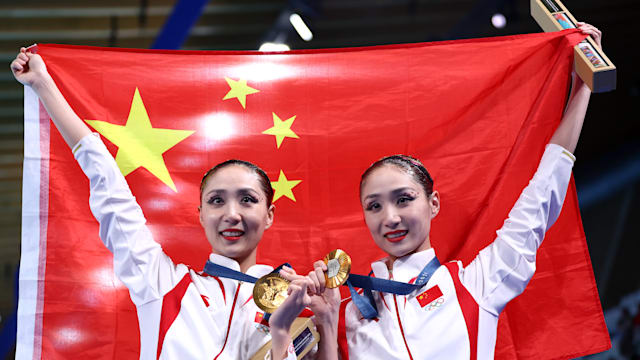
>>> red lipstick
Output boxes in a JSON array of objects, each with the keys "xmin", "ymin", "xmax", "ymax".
[
  {"xmin": 220, "ymin": 228, "xmax": 244, "ymax": 241},
  {"xmin": 384, "ymin": 230, "xmax": 408, "ymax": 243}
]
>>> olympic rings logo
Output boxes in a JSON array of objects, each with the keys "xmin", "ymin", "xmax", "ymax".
[
  {"xmin": 255, "ymin": 324, "xmax": 270, "ymax": 334},
  {"xmin": 426, "ymin": 297, "xmax": 445, "ymax": 311}
]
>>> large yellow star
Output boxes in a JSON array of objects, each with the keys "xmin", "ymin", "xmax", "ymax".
[
  {"xmin": 222, "ymin": 77, "xmax": 259, "ymax": 109},
  {"xmin": 271, "ymin": 170, "xmax": 302, "ymax": 203},
  {"xmin": 85, "ymin": 88, "xmax": 195, "ymax": 192},
  {"xmin": 262, "ymin": 113, "xmax": 299, "ymax": 148}
]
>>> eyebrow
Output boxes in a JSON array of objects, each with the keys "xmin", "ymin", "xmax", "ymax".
[
  {"xmin": 363, "ymin": 187, "xmax": 418, "ymax": 201},
  {"xmin": 205, "ymin": 188, "xmax": 261, "ymax": 197}
]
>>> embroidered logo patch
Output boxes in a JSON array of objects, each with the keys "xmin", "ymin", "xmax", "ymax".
[
  {"xmin": 254, "ymin": 311, "xmax": 270, "ymax": 334},
  {"xmin": 417, "ymin": 285, "xmax": 443, "ymax": 308},
  {"xmin": 425, "ymin": 297, "xmax": 445, "ymax": 311}
]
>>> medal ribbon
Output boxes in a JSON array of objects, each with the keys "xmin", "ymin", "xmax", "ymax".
[
  {"xmin": 345, "ymin": 256, "xmax": 441, "ymax": 319},
  {"xmin": 202, "ymin": 261, "xmax": 291, "ymax": 321},
  {"xmin": 202, "ymin": 261, "xmax": 291, "ymax": 283},
  {"xmin": 203, "ymin": 258, "xmax": 440, "ymax": 320}
]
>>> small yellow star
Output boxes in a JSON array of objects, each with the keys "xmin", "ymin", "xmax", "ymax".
[
  {"xmin": 85, "ymin": 87, "xmax": 195, "ymax": 192},
  {"xmin": 262, "ymin": 113, "xmax": 299, "ymax": 148},
  {"xmin": 222, "ymin": 77, "xmax": 259, "ymax": 108},
  {"xmin": 271, "ymin": 170, "xmax": 302, "ymax": 203}
]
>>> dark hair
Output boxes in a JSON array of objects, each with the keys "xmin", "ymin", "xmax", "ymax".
[
  {"xmin": 360, "ymin": 155, "xmax": 434, "ymax": 197},
  {"xmin": 200, "ymin": 159, "xmax": 274, "ymax": 208}
]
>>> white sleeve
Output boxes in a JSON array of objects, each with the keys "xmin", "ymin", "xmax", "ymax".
[
  {"xmin": 461, "ymin": 144, "xmax": 575, "ymax": 315},
  {"xmin": 73, "ymin": 133, "xmax": 187, "ymax": 305}
]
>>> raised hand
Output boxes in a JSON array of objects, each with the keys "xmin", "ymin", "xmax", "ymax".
[
  {"xmin": 307, "ymin": 261, "xmax": 340, "ymax": 360},
  {"xmin": 307, "ymin": 261, "xmax": 341, "ymax": 326},
  {"xmin": 576, "ymin": 22, "xmax": 602, "ymax": 49},
  {"xmin": 268, "ymin": 273, "xmax": 313, "ymax": 359},
  {"xmin": 10, "ymin": 47, "xmax": 49, "ymax": 88}
]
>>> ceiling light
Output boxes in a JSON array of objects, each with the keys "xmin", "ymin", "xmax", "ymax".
[
  {"xmin": 259, "ymin": 42, "xmax": 291, "ymax": 52},
  {"xmin": 491, "ymin": 13, "xmax": 507, "ymax": 29},
  {"xmin": 289, "ymin": 13, "xmax": 313, "ymax": 41}
]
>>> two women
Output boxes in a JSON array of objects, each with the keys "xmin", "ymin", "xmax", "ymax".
[{"xmin": 13, "ymin": 21, "xmax": 601, "ymax": 360}]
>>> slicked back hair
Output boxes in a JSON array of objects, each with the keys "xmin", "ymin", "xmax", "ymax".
[
  {"xmin": 360, "ymin": 154, "xmax": 434, "ymax": 197},
  {"xmin": 200, "ymin": 159, "xmax": 274, "ymax": 208}
]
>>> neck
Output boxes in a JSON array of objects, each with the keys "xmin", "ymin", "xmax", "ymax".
[
  {"xmin": 386, "ymin": 237, "xmax": 432, "ymax": 270},
  {"xmin": 210, "ymin": 248, "xmax": 257, "ymax": 273},
  {"xmin": 236, "ymin": 249, "xmax": 257, "ymax": 273}
]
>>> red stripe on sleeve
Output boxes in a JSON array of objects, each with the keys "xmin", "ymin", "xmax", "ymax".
[
  {"xmin": 445, "ymin": 262, "xmax": 479, "ymax": 360},
  {"xmin": 157, "ymin": 273, "xmax": 192, "ymax": 359}
]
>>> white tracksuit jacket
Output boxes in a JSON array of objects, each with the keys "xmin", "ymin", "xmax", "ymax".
[
  {"xmin": 339, "ymin": 144, "xmax": 576, "ymax": 360},
  {"xmin": 74, "ymin": 134, "xmax": 298, "ymax": 359}
]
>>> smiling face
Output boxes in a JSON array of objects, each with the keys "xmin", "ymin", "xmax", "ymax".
[
  {"xmin": 360, "ymin": 164, "xmax": 440, "ymax": 260},
  {"xmin": 199, "ymin": 165, "xmax": 274, "ymax": 268}
]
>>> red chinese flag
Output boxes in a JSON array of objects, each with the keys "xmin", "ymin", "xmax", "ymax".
[
  {"xmin": 18, "ymin": 30, "xmax": 610, "ymax": 359},
  {"xmin": 417, "ymin": 286, "xmax": 444, "ymax": 308}
]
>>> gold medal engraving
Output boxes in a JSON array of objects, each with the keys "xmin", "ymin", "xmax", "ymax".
[
  {"xmin": 253, "ymin": 273, "xmax": 290, "ymax": 313},
  {"xmin": 323, "ymin": 249, "xmax": 351, "ymax": 288}
]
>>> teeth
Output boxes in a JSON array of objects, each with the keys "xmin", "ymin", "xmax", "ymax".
[
  {"xmin": 221, "ymin": 231, "xmax": 243, "ymax": 237},
  {"xmin": 386, "ymin": 231, "xmax": 407, "ymax": 239}
]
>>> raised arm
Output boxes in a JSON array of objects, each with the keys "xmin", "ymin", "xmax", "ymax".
[
  {"xmin": 549, "ymin": 22, "xmax": 602, "ymax": 153},
  {"xmin": 461, "ymin": 23, "xmax": 601, "ymax": 314},
  {"xmin": 11, "ymin": 47, "xmax": 183, "ymax": 305},
  {"xmin": 10, "ymin": 47, "xmax": 91, "ymax": 147}
]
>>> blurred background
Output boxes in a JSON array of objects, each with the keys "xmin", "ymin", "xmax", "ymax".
[{"xmin": 0, "ymin": 0, "xmax": 638, "ymax": 358}]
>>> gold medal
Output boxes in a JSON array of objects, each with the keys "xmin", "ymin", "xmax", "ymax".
[
  {"xmin": 253, "ymin": 273, "xmax": 290, "ymax": 313},
  {"xmin": 323, "ymin": 249, "xmax": 352, "ymax": 288}
]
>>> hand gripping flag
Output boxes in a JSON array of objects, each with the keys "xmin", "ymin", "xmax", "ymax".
[{"xmin": 19, "ymin": 30, "xmax": 610, "ymax": 359}]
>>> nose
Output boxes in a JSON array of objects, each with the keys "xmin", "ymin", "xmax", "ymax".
[
  {"xmin": 223, "ymin": 202, "xmax": 242, "ymax": 225},
  {"xmin": 382, "ymin": 206, "xmax": 401, "ymax": 229}
]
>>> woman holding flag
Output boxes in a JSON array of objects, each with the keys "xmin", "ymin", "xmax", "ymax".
[
  {"xmin": 10, "ymin": 48, "xmax": 335, "ymax": 359},
  {"xmin": 306, "ymin": 22, "xmax": 603, "ymax": 359}
]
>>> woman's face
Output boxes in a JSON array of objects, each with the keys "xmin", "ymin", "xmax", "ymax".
[
  {"xmin": 199, "ymin": 165, "xmax": 274, "ymax": 262},
  {"xmin": 360, "ymin": 165, "xmax": 440, "ymax": 259}
]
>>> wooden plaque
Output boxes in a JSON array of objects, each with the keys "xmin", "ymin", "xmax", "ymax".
[
  {"xmin": 250, "ymin": 317, "xmax": 320, "ymax": 360},
  {"xmin": 531, "ymin": 0, "xmax": 616, "ymax": 92}
]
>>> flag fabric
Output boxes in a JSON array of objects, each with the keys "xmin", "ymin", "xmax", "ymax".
[{"xmin": 18, "ymin": 29, "xmax": 610, "ymax": 359}]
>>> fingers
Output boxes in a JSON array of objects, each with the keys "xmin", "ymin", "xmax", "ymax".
[
  {"xmin": 313, "ymin": 260, "xmax": 327, "ymax": 292},
  {"xmin": 287, "ymin": 282, "xmax": 302, "ymax": 296},
  {"xmin": 11, "ymin": 47, "xmax": 33, "ymax": 77},
  {"xmin": 279, "ymin": 266, "xmax": 303, "ymax": 282},
  {"xmin": 287, "ymin": 278, "xmax": 312, "ymax": 307},
  {"xmin": 315, "ymin": 269, "xmax": 327, "ymax": 295},
  {"xmin": 314, "ymin": 260, "xmax": 327, "ymax": 272},
  {"xmin": 10, "ymin": 60, "xmax": 24, "ymax": 73},
  {"xmin": 306, "ymin": 261, "xmax": 327, "ymax": 296},
  {"xmin": 308, "ymin": 269, "xmax": 327, "ymax": 296},
  {"xmin": 576, "ymin": 22, "xmax": 602, "ymax": 48},
  {"xmin": 307, "ymin": 270, "xmax": 318, "ymax": 295},
  {"xmin": 288, "ymin": 278, "xmax": 308, "ymax": 296}
]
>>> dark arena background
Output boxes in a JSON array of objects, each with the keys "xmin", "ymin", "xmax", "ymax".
[{"xmin": 0, "ymin": 0, "xmax": 638, "ymax": 358}]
